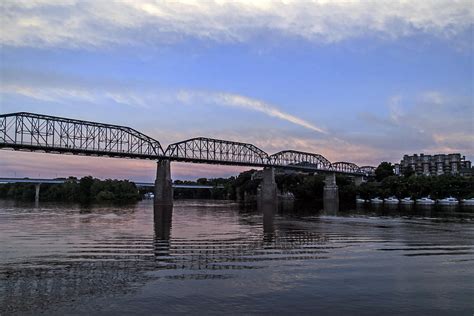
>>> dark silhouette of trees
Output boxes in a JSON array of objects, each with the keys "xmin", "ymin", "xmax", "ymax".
[
  {"xmin": 375, "ymin": 162, "xmax": 394, "ymax": 181},
  {"xmin": 0, "ymin": 177, "xmax": 140, "ymax": 203},
  {"xmin": 403, "ymin": 165, "xmax": 415, "ymax": 178},
  {"xmin": 357, "ymin": 174, "xmax": 474, "ymax": 199},
  {"xmin": 1, "ymin": 171, "xmax": 472, "ymax": 204}
]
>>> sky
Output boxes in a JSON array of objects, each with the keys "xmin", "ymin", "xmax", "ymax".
[{"xmin": 0, "ymin": 0, "xmax": 473, "ymax": 181}]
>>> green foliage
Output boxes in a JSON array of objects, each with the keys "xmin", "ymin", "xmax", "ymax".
[
  {"xmin": 3, "ymin": 172, "xmax": 471, "ymax": 204},
  {"xmin": 0, "ymin": 177, "xmax": 139, "ymax": 203},
  {"xmin": 95, "ymin": 190, "xmax": 116, "ymax": 201},
  {"xmin": 357, "ymin": 174, "xmax": 474, "ymax": 199},
  {"xmin": 232, "ymin": 170, "xmax": 257, "ymax": 200},
  {"xmin": 172, "ymin": 176, "xmax": 234, "ymax": 200},
  {"xmin": 375, "ymin": 162, "xmax": 394, "ymax": 182},
  {"xmin": 403, "ymin": 165, "xmax": 415, "ymax": 178},
  {"xmin": 286, "ymin": 175, "xmax": 325, "ymax": 201},
  {"xmin": 79, "ymin": 176, "xmax": 94, "ymax": 202},
  {"xmin": 357, "ymin": 182, "xmax": 381, "ymax": 200}
]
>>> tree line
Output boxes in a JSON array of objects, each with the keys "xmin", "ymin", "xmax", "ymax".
[
  {"xmin": 358, "ymin": 162, "xmax": 474, "ymax": 200},
  {"xmin": 0, "ymin": 176, "xmax": 140, "ymax": 203},
  {"xmin": 2, "ymin": 163, "xmax": 472, "ymax": 203}
]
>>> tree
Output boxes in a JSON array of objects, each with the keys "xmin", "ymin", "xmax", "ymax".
[
  {"xmin": 197, "ymin": 178, "xmax": 209, "ymax": 185},
  {"xmin": 375, "ymin": 162, "xmax": 394, "ymax": 182},
  {"xmin": 79, "ymin": 176, "xmax": 94, "ymax": 202},
  {"xmin": 403, "ymin": 165, "xmax": 415, "ymax": 178}
]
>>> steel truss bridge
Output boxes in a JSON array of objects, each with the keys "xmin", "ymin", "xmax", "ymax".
[{"xmin": 0, "ymin": 112, "xmax": 375, "ymax": 176}]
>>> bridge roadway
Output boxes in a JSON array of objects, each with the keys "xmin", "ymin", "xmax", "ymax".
[{"xmin": 0, "ymin": 112, "xmax": 374, "ymax": 207}]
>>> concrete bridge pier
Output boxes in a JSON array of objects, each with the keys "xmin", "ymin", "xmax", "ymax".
[
  {"xmin": 323, "ymin": 173, "xmax": 339, "ymax": 213},
  {"xmin": 35, "ymin": 183, "xmax": 41, "ymax": 204},
  {"xmin": 258, "ymin": 167, "xmax": 277, "ymax": 204},
  {"xmin": 154, "ymin": 160, "xmax": 173, "ymax": 206}
]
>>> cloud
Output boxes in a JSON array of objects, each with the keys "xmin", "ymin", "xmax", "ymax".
[
  {"xmin": 1, "ymin": 83, "xmax": 99, "ymax": 104},
  {"xmin": 1, "ymin": 0, "xmax": 472, "ymax": 49},
  {"xmin": 1, "ymin": 71, "xmax": 326, "ymax": 134},
  {"xmin": 177, "ymin": 90, "xmax": 327, "ymax": 134},
  {"xmin": 2, "ymin": 90, "xmax": 472, "ymax": 181},
  {"xmin": 357, "ymin": 91, "xmax": 473, "ymax": 160},
  {"xmin": 1, "ymin": 70, "xmax": 472, "ymax": 172},
  {"xmin": 1, "ymin": 81, "xmax": 154, "ymax": 109}
]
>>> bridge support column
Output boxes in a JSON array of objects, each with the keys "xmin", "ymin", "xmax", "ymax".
[
  {"xmin": 259, "ymin": 167, "xmax": 277, "ymax": 204},
  {"xmin": 354, "ymin": 176, "xmax": 364, "ymax": 187},
  {"xmin": 323, "ymin": 173, "xmax": 339, "ymax": 213},
  {"xmin": 35, "ymin": 183, "xmax": 41, "ymax": 204},
  {"xmin": 154, "ymin": 160, "xmax": 173, "ymax": 206}
]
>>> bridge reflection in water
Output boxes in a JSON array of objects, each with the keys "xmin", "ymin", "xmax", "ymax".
[
  {"xmin": 1, "ymin": 200, "xmax": 473, "ymax": 315},
  {"xmin": 0, "ymin": 200, "xmax": 331, "ymax": 314}
]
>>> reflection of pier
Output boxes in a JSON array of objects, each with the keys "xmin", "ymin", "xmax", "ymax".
[
  {"xmin": 262, "ymin": 202, "xmax": 275, "ymax": 242},
  {"xmin": 152, "ymin": 202, "xmax": 331, "ymax": 271},
  {"xmin": 0, "ymin": 202, "xmax": 337, "ymax": 314}
]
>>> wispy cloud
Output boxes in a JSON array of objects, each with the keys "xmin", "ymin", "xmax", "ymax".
[
  {"xmin": 1, "ymin": 0, "xmax": 472, "ymax": 49},
  {"xmin": 177, "ymin": 90, "xmax": 327, "ymax": 134},
  {"xmin": 1, "ymin": 72, "xmax": 326, "ymax": 134},
  {"xmin": 1, "ymin": 82, "xmax": 152, "ymax": 109},
  {"xmin": 1, "ymin": 83, "xmax": 98, "ymax": 104},
  {"xmin": 357, "ymin": 91, "xmax": 473, "ymax": 158},
  {"xmin": 1, "ymin": 72, "xmax": 472, "ymax": 171}
]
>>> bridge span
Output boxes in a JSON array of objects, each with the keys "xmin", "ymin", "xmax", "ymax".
[{"xmin": 1, "ymin": 112, "xmax": 375, "ymax": 207}]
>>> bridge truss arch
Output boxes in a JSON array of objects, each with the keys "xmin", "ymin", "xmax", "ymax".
[
  {"xmin": 359, "ymin": 165, "xmax": 376, "ymax": 176},
  {"xmin": 164, "ymin": 137, "xmax": 269, "ymax": 166},
  {"xmin": 268, "ymin": 150, "xmax": 332, "ymax": 170},
  {"xmin": 331, "ymin": 162, "xmax": 361, "ymax": 174},
  {"xmin": 0, "ymin": 112, "xmax": 164, "ymax": 159}
]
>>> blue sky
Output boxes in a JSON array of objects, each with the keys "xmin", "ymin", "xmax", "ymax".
[{"xmin": 1, "ymin": 1, "xmax": 473, "ymax": 181}]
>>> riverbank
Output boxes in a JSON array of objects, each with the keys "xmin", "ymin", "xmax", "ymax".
[
  {"xmin": 0, "ymin": 176, "xmax": 140, "ymax": 203},
  {"xmin": 2, "ymin": 171, "xmax": 472, "ymax": 204}
]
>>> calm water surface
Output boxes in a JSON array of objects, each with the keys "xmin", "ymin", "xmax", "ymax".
[{"xmin": 0, "ymin": 200, "xmax": 473, "ymax": 315}]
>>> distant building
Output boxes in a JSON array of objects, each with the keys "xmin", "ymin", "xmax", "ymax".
[
  {"xmin": 399, "ymin": 153, "xmax": 472, "ymax": 176},
  {"xmin": 394, "ymin": 163, "xmax": 401, "ymax": 176}
]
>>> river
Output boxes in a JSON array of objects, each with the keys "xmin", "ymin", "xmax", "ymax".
[{"xmin": 0, "ymin": 200, "xmax": 473, "ymax": 315}]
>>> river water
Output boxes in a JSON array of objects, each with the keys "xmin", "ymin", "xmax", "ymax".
[{"xmin": 0, "ymin": 199, "xmax": 473, "ymax": 315}]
